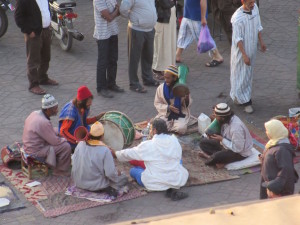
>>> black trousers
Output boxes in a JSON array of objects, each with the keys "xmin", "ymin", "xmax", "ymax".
[
  {"xmin": 96, "ymin": 35, "xmax": 118, "ymax": 91},
  {"xmin": 200, "ymin": 138, "xmax": 246, "ymax": 166},
  {"xmin": 25, "ymin": 28, "xmax": 51, "ymax": 89}
]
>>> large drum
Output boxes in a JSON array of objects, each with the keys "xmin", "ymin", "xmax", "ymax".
[{"xmin": 99, "ymin": 111, "xmax": 135, "ymax": 151}]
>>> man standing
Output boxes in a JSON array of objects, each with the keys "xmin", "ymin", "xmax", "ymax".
[
  {"xmin": 176, "ymin": 0, "xmax": 224, "ymax": 67},
  {"xmin": 93, "ymin": 0, "xmax": 124, "ymax": 98},
  {"xmin": 14, "ymin": 0, "xmax": 58, "ymax": 95},
  {"xmin": 210, "ymin": 0, "xmax": 242, "ymax": 44},
  {"xmin": 23, "ymin": 94, "xmax": 71, "ymax": 176},
  {"xmin": 230, "ymin": 0, "xmax": 266, "ymax": 113},
  {"xmin": 120, "ymin": 0, "xmax": 159, "ymax": 93}
]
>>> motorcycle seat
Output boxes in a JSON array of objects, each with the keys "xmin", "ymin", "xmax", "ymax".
[{"xmin": 51, "ymin": 0, "xmax": 76, "ymax": 9}]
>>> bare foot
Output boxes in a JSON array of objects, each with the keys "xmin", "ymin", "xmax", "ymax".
[
  {"xmin": 215, "ymin": 163, "xmax": 225, "ymax": 169},
  {"xmin": 198, "ymin": 151, "xmax": 210, "ymax": 159}
]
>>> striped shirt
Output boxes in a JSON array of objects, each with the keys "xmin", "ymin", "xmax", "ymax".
[
  {"xmin": 93, "ymin": 0, "xmax": 119, "ymax": 40},
  {"xmin": 230, "ymin": 4, "xmax": 263, "ymax": 104}
]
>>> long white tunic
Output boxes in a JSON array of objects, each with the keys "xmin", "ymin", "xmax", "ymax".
[
  {"xmin": 116, "ymin": 134, "xmax": 189, "ymax": 191},
  {"xmin": 230, "ymin": 4, "xmax": 263, "ymax": 104}
]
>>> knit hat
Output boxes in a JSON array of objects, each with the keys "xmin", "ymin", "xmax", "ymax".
[
  {"xmin": 41, "ymin": 94, "xmax": 58, "ymax": 109},
  {"xmin": 89, "ymin": 121, "xmax": 104, "ymax": 137},
  {"xmin": 77, "ymin": 86, "xmax": 93, "ymax": 101},
  {"xmin": 214, "ymin": 103, "xmax": 231, "ymax": 117},
  {"xmin": 164, "ymin": 65, "xmax": 178, "ymax": 77}
]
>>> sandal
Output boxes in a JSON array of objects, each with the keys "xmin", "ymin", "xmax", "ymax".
[
  {"xmin": 205, "ymin": 59, "xmax": 223, "ymax": 67},
  {"xmin": 130, "ymin": 85, "xmax": 147, "ymax": 93},
  {"xmin": 171, "ymin": 191, "xmax": 188, "ymax": 201},
  {"xmin": 29, "ymin": 86, "xmax": 46, "ymax": 95}
]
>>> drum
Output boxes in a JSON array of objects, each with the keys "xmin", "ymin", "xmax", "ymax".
[
  {"xmin": 172, "ymin": 64, "xmax": 190, "ymax": 97},
  {"xmin": 205, "ymin": 119, "xmax": 221, "ymax": 136},
  {"xmin": 74, "ymin": 126, "xmax": 88, "ymax": 141},
  {"xmin": 99, "ymin": 111, "xmax": 135, "ymax": 151}
]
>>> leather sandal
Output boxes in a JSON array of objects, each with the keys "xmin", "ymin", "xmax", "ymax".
[{"xmin": 29, "ymin": 86, "xmax": 46, "ymax": 95}]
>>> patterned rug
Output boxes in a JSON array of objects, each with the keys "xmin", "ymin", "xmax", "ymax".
[{"xmin": 0, "ymin": 165, "xmax": 146, "ymax": 218}]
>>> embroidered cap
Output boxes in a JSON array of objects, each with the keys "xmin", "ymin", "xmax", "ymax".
[
  {"xmin": 89, "ymin": 121, "xmax": 104, "ymax": 137},
  {"xmin": 77, "ymin": 85, "xmax": 93, "ymax": 101},
  {"xmin": 164, "ymin": 65, "xmax": 178, "ymax": 77},
  {"xmin": 214, "ymin": 103, "xmax": 231, "ymax": 117},
  {"xmin": 42, "ymin": 94, "xmax": 58, "ymax": 109}
]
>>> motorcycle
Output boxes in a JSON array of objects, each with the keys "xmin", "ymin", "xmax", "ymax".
[
  {"xmin": 49, "ymin": 0, "xmax": 84, "ymax": 51},
  {"xmin": 0, "ymin": 0, "xmax": 14, "ymax": 38}
]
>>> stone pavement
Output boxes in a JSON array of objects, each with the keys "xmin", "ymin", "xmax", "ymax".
[{"xmin": 0, "ymin": 0, "xmax": 300, "ymax": 224}]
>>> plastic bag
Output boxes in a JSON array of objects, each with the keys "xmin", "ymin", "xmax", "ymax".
[{"xmin": 197, "ymin": 25, "xmax": 216, "ymax": 54}]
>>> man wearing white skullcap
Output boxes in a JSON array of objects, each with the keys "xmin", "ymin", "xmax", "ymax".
[
  {"xmin": 199, "ymin": 103, "xmax": 253, "ymax": 168},
  {"xmin": 23, "ymin": 94, "xmax": 71, "ymax": 176}
]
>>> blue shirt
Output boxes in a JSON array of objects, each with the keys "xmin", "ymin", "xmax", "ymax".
[{"xmin": 184, "ymin": 0, "xmax": 207, "ymax": 21}]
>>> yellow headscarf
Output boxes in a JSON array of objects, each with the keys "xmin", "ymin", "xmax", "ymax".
[{"xmin": 264, "ymin": 119, "xmax": 288, "ymax": 150}]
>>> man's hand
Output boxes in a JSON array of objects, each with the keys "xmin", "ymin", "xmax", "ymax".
[
  {"xmin": 201, "ymin": 17, "xmax": 207, "ymax": 26},
  {"xmin": 109, "ymin": 147, "xmax": 117, "ymax": 159},
  {"xmin": 260, "ymin": 42, "xmax": 267, "ymax": 52},
  {"xmin": 96, "ymin": 112, "xmax": 105, "ymax": 120},
  {"xmin": 209, "ymin": 134, "xmax": 223, "ymax": 142},
  {"xmin": 169, "ymin": 105, "xmax": 180, "ymax": 114},
  {"xmin": 242, "ymin": 54, "xmax": 251, "ymax": 66},
  {"xmin": 29, "ymin": 32, "xmax": 35, "ymax": 38}
]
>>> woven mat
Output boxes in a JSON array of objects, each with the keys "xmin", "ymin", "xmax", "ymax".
[{"xmin": 0, "ymin": 165, "xmax": 146, "ymax": 218}]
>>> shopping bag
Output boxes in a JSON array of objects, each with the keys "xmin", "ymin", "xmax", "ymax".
[{"xmin": 197, "ymin": 25, "xmax": 216, "ymax": 54}]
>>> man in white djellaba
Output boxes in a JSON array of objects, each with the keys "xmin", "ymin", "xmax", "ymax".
[{"xmin": 230, "ymin": 0, "xmax": 266, "ymax": 114}]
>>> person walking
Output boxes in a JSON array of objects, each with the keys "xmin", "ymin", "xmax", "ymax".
[{"xmin": 230, "ymin": 0, "xmax": 266, "ymax": 113}]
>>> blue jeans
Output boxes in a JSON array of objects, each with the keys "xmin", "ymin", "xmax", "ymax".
[{"xmin": 130, "ymin": 166, "xmax": 145, "ymax": 187}]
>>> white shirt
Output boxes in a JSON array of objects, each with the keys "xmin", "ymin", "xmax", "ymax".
[
  {"xmin": 35, "ymin": 0, "xmax": 51, "ymax": 28},
  {"xmin": 93, "ymin": 0, "xmax": 119, "ymax": 40},
  {"xmin": 116, "ymin": 134, "xmax": 189, "ymax": 191}
]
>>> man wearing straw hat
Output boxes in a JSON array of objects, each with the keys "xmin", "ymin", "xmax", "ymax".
[
  {"xmin": 154, "ymin": 65, "xmax": 194, "ymax": 134},
  {"xmin": 72, "ymin": 121, "xmax": 128, "ymax": 197},
  {"xmin": 199, "ymin": 103, "xmax": 253, "ymax": 168},
  {"xmin": 22, "ymin": 94, "xmax": 71, "ymax": 176}
]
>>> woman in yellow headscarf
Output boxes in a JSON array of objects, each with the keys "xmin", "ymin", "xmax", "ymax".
[{"xmin": 260, "ymin": 119, "xmax": 298, "ymax": 199}]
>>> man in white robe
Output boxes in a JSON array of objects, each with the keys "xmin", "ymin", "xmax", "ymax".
[
  {"xmin": 230, "ymin": 0, "xmax": 266, "ymax": 114},
  {"xmin": 154, "ymin": 65, "xmax": 194, "ymax": 134}
]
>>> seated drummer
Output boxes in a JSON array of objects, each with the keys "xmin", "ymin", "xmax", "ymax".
[
  {"xmin": 72, "ymin": 121, "xmax": 128, "ymax": 198},
  {"xmin": 199, "ymin": 103, "xmax": 253, "ymax": 168},
  {"xmin": 58, "ymin": 85, "xmax": 104, "ymax": 149},
  {"xmin": 111, "ymin": 119, "xmax": 189, "ymax": 201},
  {"xmin": 154, "ymin": 65, "xmax": 194, "ymax": 134}
]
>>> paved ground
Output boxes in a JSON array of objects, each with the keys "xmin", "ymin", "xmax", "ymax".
[{"xmin": 0, "ymin": 0, "xmax": 299, "ymax": 224}]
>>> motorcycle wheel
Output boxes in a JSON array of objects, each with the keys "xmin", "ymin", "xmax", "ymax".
[
  {"xmin": 0, "ymin": 7, "xmax": 8, "ymax": 38},
  {"xmin": 59, "ymin": 28, "xmax": 73, "ymax": 51}
]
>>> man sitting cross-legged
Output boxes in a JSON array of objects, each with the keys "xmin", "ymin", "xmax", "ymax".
[
  {"xmin": 111, "ymin": 118, "xmax": 189, "ymax": 201},
  {"xmin": 71, "ymin": 121, "xmax": 128, "ymax": 198}
]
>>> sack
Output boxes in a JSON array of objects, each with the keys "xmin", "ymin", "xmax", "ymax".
[
  {"xmin": 1, "ymin": 142, "xmax": 22, "ymax": 168},
  {"xmin": 197, "ymin": 25, "xmax": 216, "ymax": 54},
  {"xmin": 273, "ymin": 115, "xmax": 300, "ymax": 150}
]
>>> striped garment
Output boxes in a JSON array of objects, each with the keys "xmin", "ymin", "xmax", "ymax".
[
  {"xmin": 230, "ymin": 4, "xmax": 263, "ymax": 104},
  {"xmin": 177, "ymin": 17, "xmax": 216, "ymax": 51},
  {"xmin": 93, "ymin": 0, "xmax": 119, "ymax": 40}
]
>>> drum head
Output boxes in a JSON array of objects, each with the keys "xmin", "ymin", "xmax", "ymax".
[
  {"xmin": 172, "ymin": 84, "xmax": 190, "ymax": 97},
  {"xmin": 101, "ymin": 120, "xmax": 125, "ymax": 151}
]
